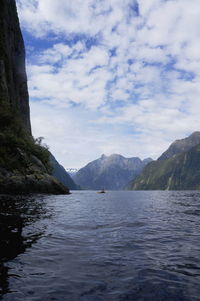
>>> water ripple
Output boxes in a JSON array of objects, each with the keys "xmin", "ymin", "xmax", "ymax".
[{"xmin": 1, "ymin": 191, "xmax": 200, "ymax": 300}]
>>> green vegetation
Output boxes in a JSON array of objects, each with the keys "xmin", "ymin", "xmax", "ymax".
[
  {"xmin": 130, "ymin": 144, "xmax": 200, "ymax": 190},
  {"xmin": 0, "ymin": 102, "xmax": 52, "ymax": 174}
]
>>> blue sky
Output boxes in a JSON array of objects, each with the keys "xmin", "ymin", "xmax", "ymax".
[{"xmin": 16, "ymin": 0, "xmax": 200, "ymax": 168}]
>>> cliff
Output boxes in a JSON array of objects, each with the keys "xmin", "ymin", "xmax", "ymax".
[
  {"xmin": 0, "ymin": 0, "xmax": 68, "ymax": 194},
  {"xmin": 0, "ymin": 0, "xmax": 31, "ymax": 132}
]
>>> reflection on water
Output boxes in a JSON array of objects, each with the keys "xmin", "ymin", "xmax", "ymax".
[
  {"xmin": 0, "ymin": 195, "xmax": 46, "ymax": 297},
  {"xmin": 0, "ymin": 191, "xmax": 200, "ymax": 301}
]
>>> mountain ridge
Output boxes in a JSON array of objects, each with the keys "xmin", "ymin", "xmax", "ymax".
[
  {"xmin": 158, "ymin": 131, "xmax": 200, "ymax": 160},
  {"xmin": 73, "ymin": 154, "xmax": 152, "ymax": 190},
  {"xmin": 129, "ymin": 132, "xmax": 200, "ymax": 190}
]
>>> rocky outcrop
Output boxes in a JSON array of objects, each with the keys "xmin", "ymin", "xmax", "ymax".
[
  {"xmin": 0, "ymin": 0, "xmax": 68, "ymax": 194},
  {"xmin": 0, "ymin": 173, "xmax": 67, "ymax": 194},
  {"xmin": 129, "ymin": 132, "xmax": 200, "ymax": 190},
  {"xmin": 73, "ymin": 154, "xmax": 152, "ymax": 190},
  {"xmin": 0, "ymin": 143, "xmax": 69, "ymax": 194}
]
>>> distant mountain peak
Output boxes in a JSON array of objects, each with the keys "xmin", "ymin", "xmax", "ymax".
[
  {"xmin": 74, "ymin": 154, "xmax": 152, "ymax": 190},
  {"xmin": 50, "ymin": 155, "xmax": 79, "ymax": 190}
]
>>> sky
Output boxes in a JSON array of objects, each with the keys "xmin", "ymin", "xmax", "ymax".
[{"xmin": 16, "ymin": 0, "xmax": 200, "ymax": 169}]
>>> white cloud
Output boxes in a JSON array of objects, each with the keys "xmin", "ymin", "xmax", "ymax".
[
  {"xmin": 38, "ymin": 43, "xmax": 73, "ymax": 64},
  {"xmin": 31, "ymin": 102, "xmax": 155, "ymax": 168},
  {"xmin": 16, "ymin": 0, "xmax": 200, "ymax": 167}
]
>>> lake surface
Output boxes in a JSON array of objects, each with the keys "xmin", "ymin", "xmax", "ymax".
[{"xmin": 0, "ymin": 191, "xmax": 200, "ymax": 301}]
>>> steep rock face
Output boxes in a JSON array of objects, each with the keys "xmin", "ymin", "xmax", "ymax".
[
  {"xmin": 0, "ymin": 0, "xmax": 68, "ymax": 194},
  {"xmin": 0, "ymin": 0, "xmax": 31, "ymax": 132},
  {"xmin": 50, "ymin": 154, "xmax": 79, "ymax": 190},
  {"xmin": 73, "ymin": 154, "xmax": 152, "ymax": 190},
  {"xmin": 130, "ymin": 132, "xmax": 200, "ymax": 190},
  {"xmin": 158, "ymin": 132, "xmax": 200, "ymax": 160}
]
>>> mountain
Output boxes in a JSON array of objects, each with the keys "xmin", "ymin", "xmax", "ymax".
[
  {"xmin": 158, "ymin": 131, "xmax": 200, "ymax": 160},
  {"xmin": 73, "ymin": 154, "xmax": 152, "ymax": 190},
  {"xmin": 129, "ymin": 132, "xmax": 200, "ymax": 190},
  {"xmin": 0, "ymin": 0, "xmax": 68, "ymax": 194},
  {"xmin": 65, "ymin": 168, "xmax": 79, "ymax": 177},
  {"xmin": 50, "ymin": 155, "xmax": 79, "ymax": 190}
]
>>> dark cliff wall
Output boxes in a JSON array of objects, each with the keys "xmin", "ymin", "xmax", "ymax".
[
  {"xmin": 0, "ymin": 0, "xmax": 69, "ymax": 194},
  {"xmin": 0, "ymin": 0, "xmax": 31, "ymax": 133}
]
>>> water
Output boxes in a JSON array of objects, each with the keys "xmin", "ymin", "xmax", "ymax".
[{"xmin": 0, "ymin": 191, "xmax": 200, "ymax": 301}]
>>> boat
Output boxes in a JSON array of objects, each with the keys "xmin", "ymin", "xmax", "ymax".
[{"xmin": 98, "ymin": 189, "xmax": 106, "ymax": 193}]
